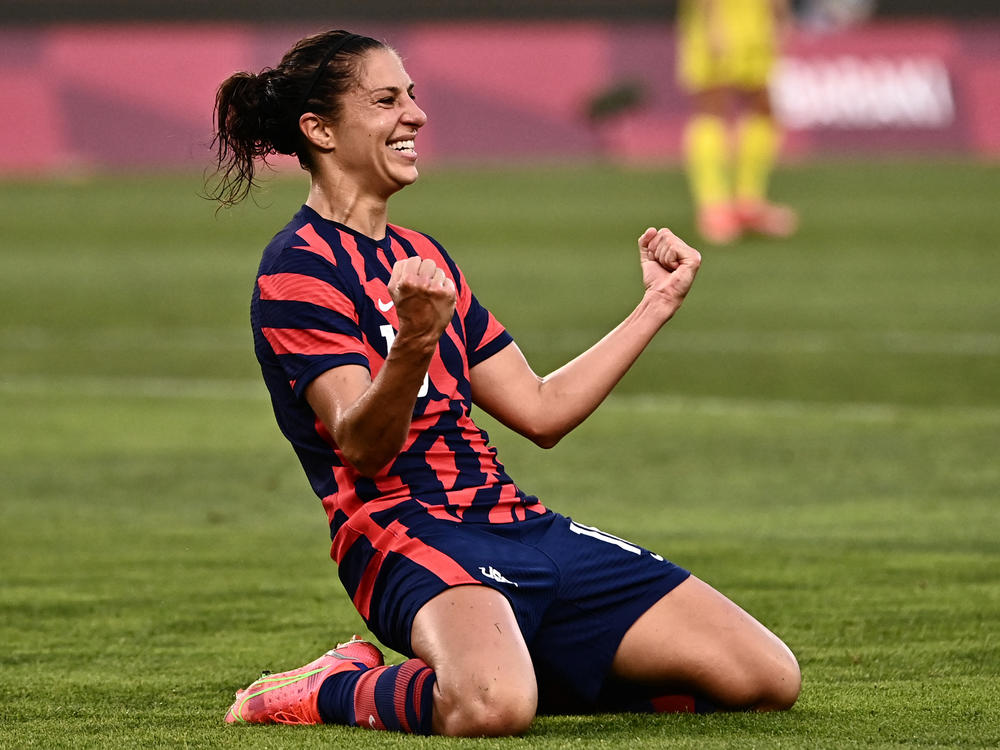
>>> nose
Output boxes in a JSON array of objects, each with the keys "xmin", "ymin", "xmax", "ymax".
[{"xmin": 404, "ymin": 98, "xmax": 427, "ymax": 129}]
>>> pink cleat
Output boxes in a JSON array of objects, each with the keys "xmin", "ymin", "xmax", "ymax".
[
  {"xmin": 696, "ymin": 203, "xmax": 742, "ymax": 245},
  {"xmin": 225, "ymin": 636, "xmax": 384, "ymax": 725},
  {"xmin": 736, "ymin": 200, "xmax": 799, "ymax": 238}
]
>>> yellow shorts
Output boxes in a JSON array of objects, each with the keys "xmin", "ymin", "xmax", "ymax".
[{"xmin": 676, "ymin": 0, "xmax": 778, "ymax": 92}]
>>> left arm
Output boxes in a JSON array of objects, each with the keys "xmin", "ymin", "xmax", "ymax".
[{"xmin": 470, "ymin": 227, "xmax": 701, "ymax": 448}]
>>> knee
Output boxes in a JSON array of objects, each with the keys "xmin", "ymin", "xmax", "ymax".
[
  {"xmin": 764, "ymin": 651, "xmax": 802, "ymax": 711},
  {"xmin": 744, "ymin": 648, "xmax": 801, "ymax": 712},
  {"xmin": 709, "ymin": 644, "xmax": 800, "ymax": 712},
  {"xmin": 435, "ymin": 681, "xmax": 537, "ymax": 737}
]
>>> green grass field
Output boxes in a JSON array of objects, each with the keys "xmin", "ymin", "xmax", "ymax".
[{"xmin": 1, "ymin": 160, "xmax": 998, "ymax": 749}]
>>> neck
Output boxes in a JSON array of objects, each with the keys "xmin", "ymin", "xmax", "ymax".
[{"xmin": 305, "ymin": 174, "xmax": 390, "ymax": 240}]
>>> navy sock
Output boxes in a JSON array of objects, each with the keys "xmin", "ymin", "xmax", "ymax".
[{"xmin": 316, "ymin": 666, "xmax": 364, "ymax": 725}]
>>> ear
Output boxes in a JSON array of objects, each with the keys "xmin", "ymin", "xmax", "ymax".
[{"xmin": 299, "ymin": 113, "xmax": 336, "ymax": 151}]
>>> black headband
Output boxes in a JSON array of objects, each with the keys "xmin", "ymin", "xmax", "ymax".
[{"xmin": 296, "ymin": 33, "xmax": 361, "ymax": 115}]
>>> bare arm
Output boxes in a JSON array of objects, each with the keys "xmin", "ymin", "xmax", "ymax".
[
  {"xmin": 305, "ymin": 256, "xmax": 456, "ymax": 477},
  {"xmin": 471, "ymin": 228, "xmax": 701, "ymax": 448}
]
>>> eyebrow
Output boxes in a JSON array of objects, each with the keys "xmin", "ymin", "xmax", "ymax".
[{"xmin": 367, "ymin": 83, "xmax": 416, "ymax": 96}]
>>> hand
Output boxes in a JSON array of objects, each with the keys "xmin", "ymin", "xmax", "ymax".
[
  {"xmin": 387, "ymin": 256, "xmax": 457, "ymax": 343},
  {"xmin": 638, "ymin": 227, "xmax": 702, "ymax": 315}
]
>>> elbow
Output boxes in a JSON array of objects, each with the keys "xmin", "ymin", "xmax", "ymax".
[
  {"xmin": 524, "ymin": 426, "xmax": 564, "ymax": 450},
  {"xmin": 349, "ymin": 458, "xmax": 391, "ymax": 478},
  {"xmin": 331, "ymin": 424, "xmax": 407, "ymax": 479},
  {"xmin": 347, "ymin": 458, "xmax": 393, "ymax": 479},
  {"xmin": 515, "ymin": 412, "xmax": 572, "ymax": 449},
  {"xmin": 341, "ymin": 445, "xmax": 397, "ymax": 478}
]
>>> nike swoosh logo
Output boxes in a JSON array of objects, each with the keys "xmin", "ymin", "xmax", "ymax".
[{"xmin": 377, "ymin": 298, "xmax": 394, "ymax": 312}]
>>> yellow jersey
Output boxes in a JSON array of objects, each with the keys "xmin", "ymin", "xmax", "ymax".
[{"xmin": 676, "ymin": 0, "xmax": 779, "ymax": 91}]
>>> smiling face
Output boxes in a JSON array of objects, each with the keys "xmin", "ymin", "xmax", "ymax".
[{"xmin": 328, "ymin": 48, "xmax": 428, "ymax": 201}]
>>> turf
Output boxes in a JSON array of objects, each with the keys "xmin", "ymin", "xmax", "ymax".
[{"xmin": 1, "ymin": 160, "xmax": 998, "ymax": 748}]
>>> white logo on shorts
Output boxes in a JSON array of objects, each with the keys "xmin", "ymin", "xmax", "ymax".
[{"xmin": 479, "ymin": 565, "xmax": 519, "ymax": 587}]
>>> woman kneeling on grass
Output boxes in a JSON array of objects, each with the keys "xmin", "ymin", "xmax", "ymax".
[{"xmin": 210, "ymin": 29, "xmax": 800, "ymax": 736}]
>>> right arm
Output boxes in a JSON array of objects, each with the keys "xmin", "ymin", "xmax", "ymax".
[
  {"xmin": 471, "ymin": 227, "xmax": 701, "ymax": 448},
  {"xmin": 306, "ymin": 257, "xmax": 456, "ymax": 477}
]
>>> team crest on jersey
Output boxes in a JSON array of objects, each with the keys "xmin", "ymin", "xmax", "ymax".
[{"xmin": 479, "ymin": 565, "xmax": 519, "ymax": 587}]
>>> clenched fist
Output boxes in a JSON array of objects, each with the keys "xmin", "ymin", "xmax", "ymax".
[
  {"xmin": 388, "ymin": 256, "xmax": 457, "ymax": 344},
  {"xmin": 638, "ymin": 227, "xmax": 702, "ymax": 316}
]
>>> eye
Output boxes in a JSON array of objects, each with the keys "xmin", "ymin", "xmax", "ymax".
[{"xmin": 378, "ymin": 96, "xmax": 395, "ymax": 106}]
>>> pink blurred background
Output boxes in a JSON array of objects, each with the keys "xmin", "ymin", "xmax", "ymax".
[{"xmin": 1, "ymin": 18, "xmax": 997, "ymax": 174}]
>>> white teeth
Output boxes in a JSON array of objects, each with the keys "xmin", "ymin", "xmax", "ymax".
[{"xmin": 390, "ymin": 140, "xmax": 415, "ymax": 151}]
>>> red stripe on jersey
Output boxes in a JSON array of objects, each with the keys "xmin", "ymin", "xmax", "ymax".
[
  {"xmin": 347, "ymin": 517, "xmax": 479, "ymax": 618},
  {"xmin": 321, "ymin": 491, "xmax": 352, "ymax": 525},
  {"xmin": 313, "ymin": 415, "xmax": 336, "ymax": 450},
  {"xmin": 390, "ymin": 225, "xmax": 456, "ymax": 280},
  {"xmin": 390, "ymin": 224, "xmax": 473, "ymax": 318},
  {"xmin": 476, "ymin": 312, "xmax": 509, "ymax": 354},
  {"xmin": 323, "ymin": 486, "xmax": 359, "ymax": 524},
  {"xmin": 388, "ymin": 518, "xmax": 479, "ymax": 581},
  {"xmin": 476, "ymin": 435, "xmax": 502, "ymax": 482},
  {"xmin": 381, "ymin": 237, "xmax": 403, "ymax": 267},
  {"xmin": 488, "ymin": 486, "xmax": 524, "ymax": 523},
  {"xmin": 336, "ymin": 229, "xmax": 370, "ymax": 288},
  {"xmin": 323, "ymin": 468, "xmax": 413, "ymax": 529},
  {"xmin": 424, "ymin": 504, "xmax": 465, "ymax": 522},
  {"xmin": 339, "ymin": 228, "xmax": 400, "ymax": 317},
  {"xmin": 437, "ymin": 323, "xmax": 468, "ymax": 383},
  {"xmin": 294, "ymin": 223, "xmax": 337, "ymax": 264},
  {"xmin": 330, "ymin": 521, "xmax": 363, "ymax": 566},
  {"xmin": 371, "ymin": 474, "xmax": 408, "ymax": 503},
  {"xmin": 427, "ymin": 434, "xmax": 458, "ymax": 491},
  {"xmin": 261, "ymin": 326, "xmax": 364, "ymax": 357},
  {"xmin": 427, "ymin": 485, "xmax": 478, "ymax": 510},
  {"xmin": 389, "ymin": 224, "xmax": 444, "ymax": 263},
  {"xmin": 353, "ymin": 552, "xmax": 384, "ymax": 619},
  {"xmin": 427, "ymin": 359, "xmax": 461, "ymax": 405},
  {"xmin": 387, "ymin": 237, "xmax": 407, "ymax": 264},
  {"xmin": 327, "ymin": 493, "xmax": 413, "ymax": 563},
  {"xmin": 258, "ymin": 273, "xmax": 358, "ymax": 320}
]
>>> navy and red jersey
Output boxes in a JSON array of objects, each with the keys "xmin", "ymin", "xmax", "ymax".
[{"xmin": 250, "ymin": 205, "xmax": 548, "ymax": 557}]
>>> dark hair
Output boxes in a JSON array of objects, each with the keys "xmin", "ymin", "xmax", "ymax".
[{"xmin": 208, "ymin": 30, "xmax": 384, "ymax": 207}]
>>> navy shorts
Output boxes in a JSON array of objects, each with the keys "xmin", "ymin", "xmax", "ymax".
[{"xmin": 355, "ymin": 510, "xmax": 691, "ymax": 707}]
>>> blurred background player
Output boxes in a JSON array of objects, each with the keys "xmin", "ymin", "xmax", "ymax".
[{"xmin": 676, "ymin": 0, "xmax": 799, "ymax": 244}]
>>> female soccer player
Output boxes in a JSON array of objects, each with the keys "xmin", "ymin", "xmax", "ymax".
[
  {"xmin": 211, "ymin": 29, "xmax": 800, "ymax": 737},
  {"xmin": 677, "ymin": 0, "xmax": 799, "ymax": 243}
]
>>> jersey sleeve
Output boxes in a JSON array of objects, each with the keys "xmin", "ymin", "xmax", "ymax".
[
  {"xmin": 254, "ymin": 244, "xmax": 369, "ymax": 398},
  {"xmin": 464, "ymin": 291, "xmax": 513, "ymax": 368}
]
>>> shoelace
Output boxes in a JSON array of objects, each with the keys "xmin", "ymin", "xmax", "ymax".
[{"xmin": 272, "ymin": 709, "xmax": 312, "ymax": 725}]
